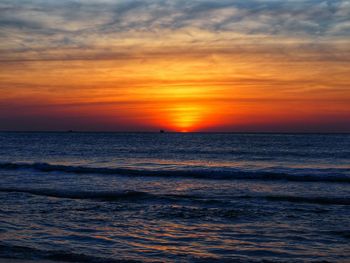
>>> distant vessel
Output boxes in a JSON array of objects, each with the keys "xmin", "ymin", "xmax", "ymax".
[{"xmin": 160, "ymin": 130, "xmax": 165, "ymax": 133}]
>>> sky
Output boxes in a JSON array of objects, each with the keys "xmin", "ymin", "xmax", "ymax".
[{"xmin": 0, "ymin": 0, "xmax": 349, "ymax": 132}]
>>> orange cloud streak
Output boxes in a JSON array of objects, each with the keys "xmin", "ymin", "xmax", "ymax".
[{"xmin": 1, "ymin": 43, "xmax": 349, "ymax": 132}]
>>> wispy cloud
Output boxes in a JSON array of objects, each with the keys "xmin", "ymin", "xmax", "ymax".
[{"xmin": 1, "ymin": 0, "xmax": 349, "ymax": 55}]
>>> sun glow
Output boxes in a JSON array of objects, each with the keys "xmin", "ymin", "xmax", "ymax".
[
  {"xmin": 1, "ymin": 24, "xmax": 349, "ymax": 132},
  {"xmin": 149, "ymin": 85, "xmax": 215, "ymax": 132},
  {"xmin": 169, "ymin": 104, "xmax": 204, "ymax": 132}
]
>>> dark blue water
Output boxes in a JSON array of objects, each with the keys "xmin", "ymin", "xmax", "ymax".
[{"xmin": 0, "ymin": 132, "xmax": 349, "ymax": 262}]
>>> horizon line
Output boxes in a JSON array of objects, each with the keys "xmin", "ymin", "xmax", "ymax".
[{"xmin": 0, "ymin": 130, "xmax": 349, "ymax": 135}]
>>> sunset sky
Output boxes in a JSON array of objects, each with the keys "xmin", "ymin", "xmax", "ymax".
[{"xmin": 1, "ymin": 0, "xmax": 349, "ymax": 132}]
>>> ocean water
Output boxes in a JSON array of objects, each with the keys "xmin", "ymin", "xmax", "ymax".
[{"xmin": 0, "ymin": 132, "xmax": 349, "ymax": 262}]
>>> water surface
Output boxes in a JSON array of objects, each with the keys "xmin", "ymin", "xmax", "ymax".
[{"xmin": 0, "ymin": 132, "xmax": 349, "ymax": 262}]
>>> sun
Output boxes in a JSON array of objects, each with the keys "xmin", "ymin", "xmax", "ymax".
[
  {"xmin": 169, "ymin": 104, "xmax": 204, "ymax": 132},
  {"xmin": 149, "ymin": 85, "xmax": 216, "ymax": 132}
]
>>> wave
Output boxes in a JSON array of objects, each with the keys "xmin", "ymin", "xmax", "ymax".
[
  {"xmin": 0, "ymin": 243, "xmax": 141, "ymax": 263},
  {"xmin": 93, "ymin": 148, "xmax": 350, "ymax": 159},
  {"xmin": 1, "ymin": 187, "xmax": 349, "ymax": 206},
  {"xmin": 0, "ymin": 187, "xmax": 155, "ymax": 201},
  {"xmin": 242, "ymin": 195, "xmax": 350, "ymax": 206},
  {"xmin": 0, "ymin": 242, "xmax": 286, "ymax": 263},
  {"xmin": 0, "ymin": 161, "xmax": 349, "ymax": 183}
]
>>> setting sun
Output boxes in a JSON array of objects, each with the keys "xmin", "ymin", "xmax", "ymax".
[{"xmin": 168, "ymin": 104, "xmax": 204, "ymax": 132}]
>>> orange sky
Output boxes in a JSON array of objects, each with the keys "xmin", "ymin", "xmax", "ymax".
[{"xmin": 1, "ymin": 1, "xmax": 349, "ymax": 132}]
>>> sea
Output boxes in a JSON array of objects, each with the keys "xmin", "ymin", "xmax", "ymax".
[{"xmin": 0, "ymin": 132, "xmax": 349, "ymax": 262}]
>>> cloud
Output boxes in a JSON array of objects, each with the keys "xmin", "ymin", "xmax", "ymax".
[{"xmin": 1, "ymin": 0, "xmax": 349, "ymax": 54}]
